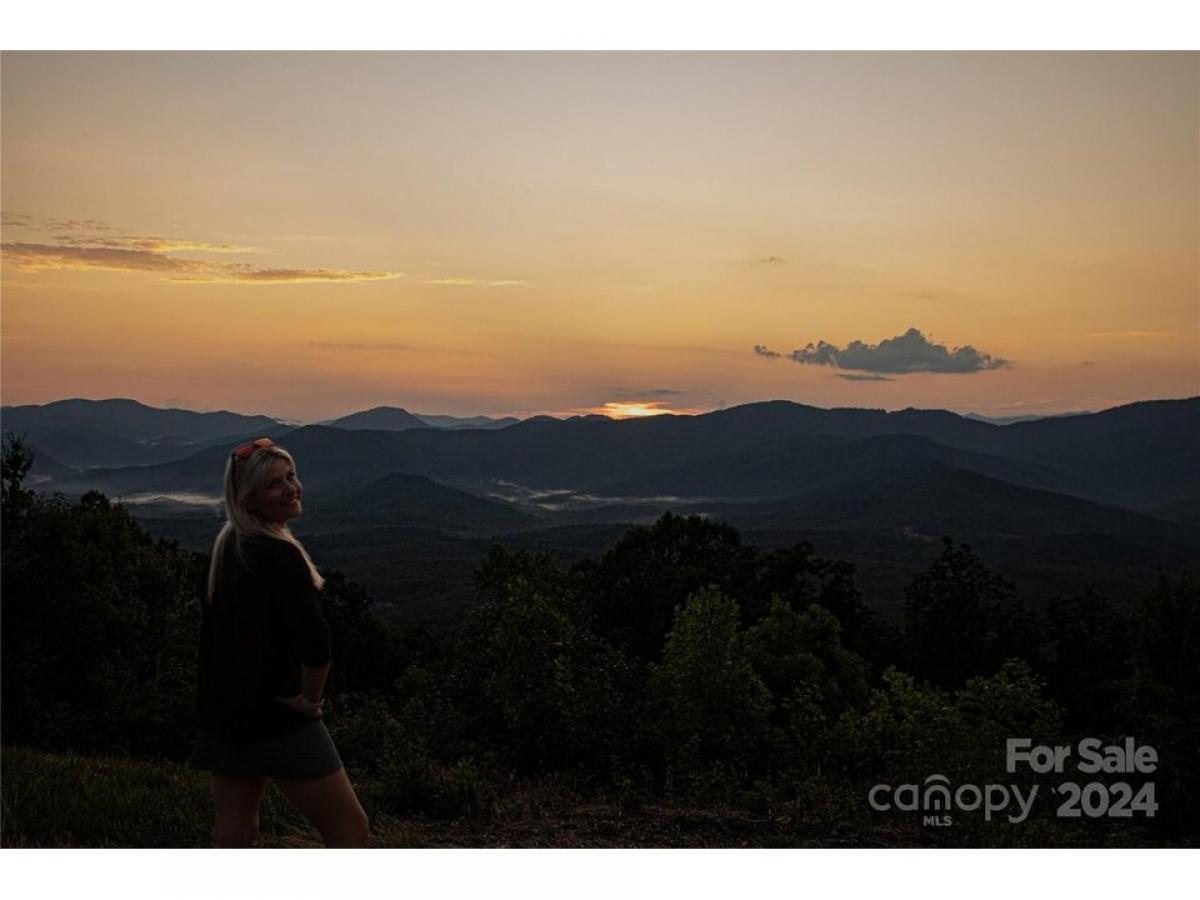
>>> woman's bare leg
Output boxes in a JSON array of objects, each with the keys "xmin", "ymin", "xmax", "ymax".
[
  {"xmin": 273, "ymin": 768, "xmax": 370, "ymax": 848},
  {"xmin": 211, "ymin": 775, "xmax": 270, "ymax": 848}
]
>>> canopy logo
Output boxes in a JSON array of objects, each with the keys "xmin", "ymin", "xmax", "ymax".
[
  {"xmin": 868, "ymin": 736, "xmax": 1159, "ymax": 826},
  {"xmin": 868, "ymin": 775, "xmax": 1037, "ymax": 825}
]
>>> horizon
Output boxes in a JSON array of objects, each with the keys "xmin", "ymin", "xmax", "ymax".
[
  {"xmin": 6, "ymin": 390, "xmax": 1196, "ymax": 426},
  {"xmin": 3, "ymin": 53, "xmax": 1198, "ymax": 422}
]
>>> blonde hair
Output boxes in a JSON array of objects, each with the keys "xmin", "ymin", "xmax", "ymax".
[{"xmin": 206, "ymin": 443, "xmax": 325, "ymax": 602}]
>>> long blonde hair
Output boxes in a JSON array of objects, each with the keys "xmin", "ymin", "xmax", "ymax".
[{"xmin": 206, "ymin": 443, "xmax": 325, "ymax": 602}]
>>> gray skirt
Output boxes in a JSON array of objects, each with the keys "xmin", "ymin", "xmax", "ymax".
[{"xmin": 188, "ymin": 719, "xmax": 344, "ymax": 781}]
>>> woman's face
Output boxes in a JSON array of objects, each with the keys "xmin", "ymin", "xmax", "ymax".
[{"xmin": 246, "ymin": 457, "xmax": 303, "ymax": 525}]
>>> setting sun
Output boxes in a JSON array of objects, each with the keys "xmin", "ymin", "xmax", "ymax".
[{"xmin": 600, "ymin": 402, "xmax": 675, "ymax": 419}]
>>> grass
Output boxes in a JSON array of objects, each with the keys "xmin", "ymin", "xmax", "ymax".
[
  {"xmin": 0, "ymin": 744, "xmax": 857, "ymax": 848},
  {"xmin": 2, "ymin": 745, "xmax": 1184, "ymax": 848}
]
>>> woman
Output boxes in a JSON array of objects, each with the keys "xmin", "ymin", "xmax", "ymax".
[{"xmin": 188, "ymin": 437, "xmax": 369, "ymax": 848}]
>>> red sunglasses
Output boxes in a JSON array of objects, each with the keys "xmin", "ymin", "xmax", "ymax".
[{"xmin": 231, "ymin": 437, "xmax": 275, "ymax": 461}]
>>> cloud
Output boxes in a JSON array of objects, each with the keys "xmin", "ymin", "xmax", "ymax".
[
  {"xmin": 424, "ymin": 277, "xmax": 526, "ymax": 287},
  {"xmin": 2, "ymin": 242, "xmax": 201, "ymax": 273},
  {"xmin": 1, "ymin": 214, "xmax": 400, "ymax": 285},
  {"xmin": 50, "ymin": 235, "xmax": 259, "ymax": 254},
  {"xmin": 173, "ymin": 267, "xmax": 401, "ymax": 284},
  {"xmin": 760, "ymin": 256, "xmax": 785, "ymax": 264},
  {"xmin": 1, "ymin": 241, "xmax": 401, "ymax": 284},
  {"xmin": 49, "ymin": 217, "xmax": 117, "ymax": 232},
  {"xmin": 838, "ymin": 373, "xmax": 894, "ymax": 382},
  {"xmin": 1, "ymin": 211, "xmax": 37, "ymax": 227},
  {"xmin": 611, "ymin": 387, "xmax": 683, "ymax": 399},
  {"xmin": 754, "ymin": 344, "xmax": 782, "ymax": 359},
  {"xmin": 783, "ymin": 327, "xmax": 1010, "ymax": 375}
]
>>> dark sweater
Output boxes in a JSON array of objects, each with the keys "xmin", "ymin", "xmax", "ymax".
[{"xmin": 196, "ymin": 534, "xmax": 332, "ymax": 743}]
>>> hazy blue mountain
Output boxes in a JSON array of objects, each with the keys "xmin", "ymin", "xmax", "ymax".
[
  {"xmin": 964, "ymin": 411, "xmax": 1092, "ymax": 425},
  {"xmin": 303, "ymin": 472, "xmax": 544, "ymax": 536},
  {"xmin": 986, "ymin": 398, "xmax": 1200, "ymax": 511},
  {"xmin": 323, "ymin": 406, "xmax": 431, "ymax": 431},
  {"xmin": 413, "ymin": 413, "xmax": 522, "ymax": 430},
  {"xmin": 40, "ymin": 397, "xmax": 1200, "ymax": 521},
  {"xmin": 1, "ymin": 398, "xmax": 288, "ymax": 469},
  {"xmin": 26, "ymin": 448, "xmax": 77, "ymax": 481},
  {"xmin": 709, "ymin": 463, "xmax": 1194, "ymax": 539}
]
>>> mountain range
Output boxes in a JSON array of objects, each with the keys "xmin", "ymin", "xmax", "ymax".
[{"xmin": 4, "ymin": 395, "xmax": 1197, "ymax": 624}]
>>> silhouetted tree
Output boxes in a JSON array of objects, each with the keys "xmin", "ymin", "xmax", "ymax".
[
  {"xmin": 1, "ymin": 488, "xmax": 204, "ymax": 757},
  {"xmin": 903, "ymin": 538, "xmax": 1020, "ymax": 688},
  {"xmin": 1119, "ymin": 575, "xmax": 1200, "ymax": 831},
  {"xmin": 1, "ymin": 431, "xmax": 36, "ymax": 550},
  {"xmin": 647, "ymin": 585, "xmax": 772, "ymax": 796},
  {"xmin": 1044, "ymin": 588, "xmax": 1133, "ymax": 731},
  {"xmin": 446, "ymin": 545, "xmax": 636, "ymax": 777},
  {"xmin": 582, "ymin": 512, "xmax": 757, "ymax": 660}
]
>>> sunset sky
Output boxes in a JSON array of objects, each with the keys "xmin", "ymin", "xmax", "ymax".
[{"xmin": 2, "ymin": 51, "xmax": 1197, "ymax": 421}]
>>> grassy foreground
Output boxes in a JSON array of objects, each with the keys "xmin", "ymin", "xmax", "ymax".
[
  {"xmin": 2, "ymin": 745, "xmax": 1179, "ymax": 848},
  {"xmin": 0, "ymin": 745, "xmax": 860, "ymax": 848}
]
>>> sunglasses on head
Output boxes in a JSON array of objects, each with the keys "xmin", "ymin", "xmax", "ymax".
[{"xmin": 231, "ymin": 437, "xmax": 275, "ymax": 461}]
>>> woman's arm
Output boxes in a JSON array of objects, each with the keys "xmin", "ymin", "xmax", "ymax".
[
  {"xmin": 272, "ymin": 542, "xmax": 334, "ymax": 717},
  {"xmin": 276, "ymin": 662, "xmax": 330, "ymax": 718},
  {"xmin": 301, "ymin": 661, "xmax": 331, "ymax": 704}
]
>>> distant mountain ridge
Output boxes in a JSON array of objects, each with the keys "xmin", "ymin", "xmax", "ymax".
[
  {"xmin": 964, "ymin": 411, "xmax": 1093, "ymax": 425},
  {"xmin": 26, "ymin": 394, "xmax": 1192, "ymax": 625},
  {"xmin": 35, "ymin": 396, "xmax": 1199, "ymax": 523},
  {"xmin": 0, "ymin": 398, "xmax": 290, "ymax": 469},
  {"xmin": 322, "ymin": 406, "xmax": 521, "ymax": 431},
  {"xmin": 322, "ymin": 406, "xmax": 431, "ymax": 431}
]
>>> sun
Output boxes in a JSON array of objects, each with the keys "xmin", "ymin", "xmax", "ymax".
[{"xmin": 600, "ymin": 402, "xmax": 673, "ymax": 419}]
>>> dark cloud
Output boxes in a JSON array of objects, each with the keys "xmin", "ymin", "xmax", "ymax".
[
  {"xmin": 786, "ymin": 328, "xmax": 1010, "ymax": 375},
  {"xmin": 754, "ymin": 344, "xmax": 782, "ymax": 359},
  {"xmin": 611, "ymin": 387, "xmax": 684, "ymax": 400},
  {"xmin": 838, "ymin": 373, "xmax": 894, "ymax": 382}
]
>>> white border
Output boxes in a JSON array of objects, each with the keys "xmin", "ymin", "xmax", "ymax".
[
  {"xmin": 1, "ymin": 1, "xmax": 1199, "ymax": 50},
  {"xmin": 2, "ymin": 848, "xmax": 1197, "ymax": 900},
  {"xmin": 3, "ymin": 5, "xmax": 1197, "ymax": 898}
]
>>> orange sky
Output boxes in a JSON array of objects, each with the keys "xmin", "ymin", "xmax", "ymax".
[{"xmin": 2, "ymin": 52, "xmax": 1197, "ymax": 421}]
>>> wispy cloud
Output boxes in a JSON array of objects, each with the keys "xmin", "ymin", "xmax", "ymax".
[
  {"xmin": 760, "ymin": 256, "xmax": 785, "ymax": 264},
  {"xmin": 838, "ymin": 373, "xmax": 894, "ymax": 382},
  {"xmin": 50, "ymin": 235, "xmax": 259, "ymax": 254},
  {"xmin": 1, "ymin": 213, "xmax": 402, "ymax": 285},
  {"xmin": 753, "ymin": 344, "xmax": 782, "ymax": 359},
  {"xmin": 0, "ymin": 208, "xmax": 408, "ymax": 285},
  {"xmin": 1, "ymin": 211, "xmax": 38, "ymax": 227},
  {"xmin": 611, "ymin": 387, "xmax": 684, "ymax": 400},
  {"xmin": 762, "ymin": 327, "xmax": 1011, "ymax": 376},
  {"xmin": 424, "ymin": 277, "xmax": 526, "ymax": 287},
  {"xmin": 3, "ymin": 242, "xmax": 203, "ymax": 273},
  {"xmin": 2, "ymin": 242, "xmax": 402, "ymax": 284},
  {"xmin": 172, "ymin": 267, "xmax": 401, "ymax": 284}
]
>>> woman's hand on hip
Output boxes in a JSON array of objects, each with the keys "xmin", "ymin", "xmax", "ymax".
[{"xmin": 273, "ymin": 694, "xmax": 324, "ymax": 718}]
